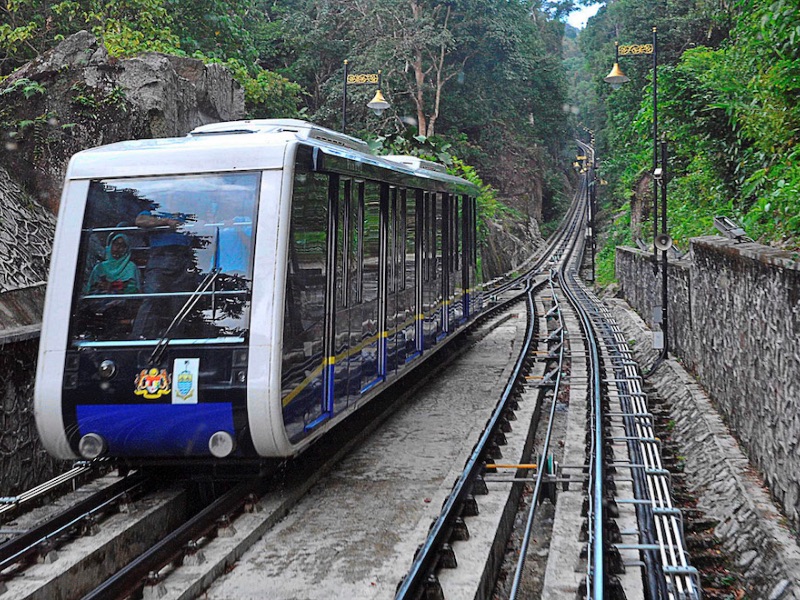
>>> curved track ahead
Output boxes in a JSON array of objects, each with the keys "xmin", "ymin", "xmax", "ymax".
[{"xmin": 396, "ymin": 140, "xmax": 700, "ymax": 600}]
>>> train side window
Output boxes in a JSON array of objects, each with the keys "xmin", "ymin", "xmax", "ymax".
[
  {"xmin": 472, "ymin": 197, "xmax": 480, "ymax": 281},
  {"xmin": 435, "ymin": 193, "xmax": 443, "ymax": 282},
  {"xmin": 345, "ymin": 179, "xmax": 356, "ymax": 308},
  {"xmin": 399, "ymin": 189, "xmax": 407, "ymax": 291},
  {"xmin": 355, "ymin": 181, "xmax": 365, "ymax": 304},
  {"xmin": 389, "ymin": 186, "xmax": 397, "ymax": 294},
  {"xmin": 424, "ymin": 192, "xmax": 436, "ymax": 281},
  {"xmin": 363, "ymin": 181, "xmax": 381, "ymax": 304},
  {"xmin": 421, "ymin": 192, "xmax": 427, "ymax": 283},
  {"xmin": 454, "ymin": 195, "xmax": 461, "ymax": 272},
  {"xmin": 444, "ymin": 193, "xmax": 453, "ymax": 296},
  {"xmin": 336, "ymin": 178, "xmax": 351, "ymax": 308},
  {"xmin": 413, "ymin": 190, "xmax": 425, "ymax": 289},
  {"xmin": 284, "ymin": 169, "xmax": 329, "ymax": 347}
]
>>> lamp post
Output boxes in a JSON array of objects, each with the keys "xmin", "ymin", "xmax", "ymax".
[
  {"xmin": 588, "ymin": 131, "xmax": 597, "ymax": 283},
  {"xmin": 604, "ymin": 26, "xmax": 671, "ymax": 358},
  {"xmin": 342, "ymin": 60, "xmax": 391, "ymax": 134}
]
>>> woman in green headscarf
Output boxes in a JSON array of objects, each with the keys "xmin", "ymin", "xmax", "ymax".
[{"xmin": 86, "ymin": 232, "xmax": 141, "ymax": 294}]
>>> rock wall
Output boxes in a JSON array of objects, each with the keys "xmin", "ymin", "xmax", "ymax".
[
  {"xmin": 0, "ymin": 338, "xmax": 67, "ymax": 496},
  {"xmin": 606, "ymin": 297, "xmax": 800, "ymax": 600},
  {"xmin": 0, "ymin": 169, "xmax": 55, "ymax": 298},
  {"xmin": 1, "ymin": 30, "xmax": 245, "ymax": 213},
  {"xmin": 616, "ymin": 237, "xmax": 800, "ymax": 529},
  {"xmin": 482, "ymin": 216, "xmax": 543, "ymax": 279}
]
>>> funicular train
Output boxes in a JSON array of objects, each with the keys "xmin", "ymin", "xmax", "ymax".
[{"xmin": 34, "ymin": 119, "xmax": 486, "ymax": 463}]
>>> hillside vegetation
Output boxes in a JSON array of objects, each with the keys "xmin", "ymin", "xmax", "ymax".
[
  {"xmin": 574, "ymin": 0, "xmax": 800, "ymax": 284},
  {"xmin": 3, "ymin": 0, "xmax": 798, "ymax": 284},
  {"xmin": 1, "ymin": 0, "xmax": 579, "ymax": 239}
]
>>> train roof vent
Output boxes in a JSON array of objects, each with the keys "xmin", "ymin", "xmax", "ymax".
[
  {"xmin": 383, "ymin": 155, "xmax": 449, "ymax": 174},
  {"xmin": 189, "ymin": 119, "xmax": 370, "ymax": 153}
]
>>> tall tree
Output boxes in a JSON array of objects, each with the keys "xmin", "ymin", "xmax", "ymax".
[{"xmin": 360, "ymin": 0, "xmax": 482, "ymax": 137}]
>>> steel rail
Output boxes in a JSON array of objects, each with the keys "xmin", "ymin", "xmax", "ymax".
[
  {"xmin": 81, "ymin": 477, "xmax": 263, "ymax": 600},
  {"xmin": 391, "ymin": 143, "xmax": 596, "ymax": 597},
  {"xmin": 485, "ymin": 173, "xmax": 586, "ymax": 298},
  {"xmin": 394, "ymin": 275, "xmax": 537, "ymax": 599},
  {"xmin": 554, "ymin": 193, "xmax": 606, "ymax": 599},
  {"xmin": 0, "ymin": 462, "xmax": 97, "ymax": 518},
  {"xmin": 395, "ymin": 164, "xmax": 587, "ymax": 600},
  {"xmin": 562, "ymin": 147, "xmax": 700, "ymax": 599},
  {"xmin": 591, "ymin": 300, "xmax": 700, "ymax": 599},
  {"xmin": 508, "ymin": 272, "xmax": 567, "ymax": 600},
  {"xmin": 560, "ymin": 268, "xmax": 604, "ymax": 597},
  {"xmin": 0, "ymin": 471, "xmax": 148, "ymax": 573}
]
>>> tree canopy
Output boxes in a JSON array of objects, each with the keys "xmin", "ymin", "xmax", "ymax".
[{"xmin": 1, "ymin": 0, "xmax": 575, "ymax": 227}]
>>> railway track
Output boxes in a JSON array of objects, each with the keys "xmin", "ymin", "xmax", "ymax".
[
  {"xmin": 0, "ymin": 141, "xmax": 701, "ymax": 600},
  {"xmin": 394, "ymin": 141, "xmax": 700, "ymax": 600},
  {"xmin": 0, "ymin": 281, "xmax": 540, "ymax": 599}
]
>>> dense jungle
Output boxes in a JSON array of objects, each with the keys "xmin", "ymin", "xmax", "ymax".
[{"xmin": 1, "ymin": 0, "xmax": 798, "ymax": 284}]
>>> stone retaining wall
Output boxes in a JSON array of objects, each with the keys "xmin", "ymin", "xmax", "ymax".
[
  {"xmin": 605, "ymin": 298, "xmax": 800, "ymax": 600},
  {"xmin": 616, "ymin": 237, "xmax": 800, "ymax": 530},
  {"xmin": 0, "ymin": 337, "xmax": 65, "ymax": 495}
]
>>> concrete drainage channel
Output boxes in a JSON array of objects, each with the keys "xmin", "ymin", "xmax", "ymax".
[{"xmin": 605, "ymin": 297, "xmax": 800, "ymax": 600}]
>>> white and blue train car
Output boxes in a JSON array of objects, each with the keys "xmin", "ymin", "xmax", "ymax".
[{"xmin": 34, "ymin": 119, "xmax": 485, "ymax": 463}]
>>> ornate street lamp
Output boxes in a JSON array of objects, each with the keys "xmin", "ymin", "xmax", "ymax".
[
  {"xmin": 605, "ymin": 26, "xmax": 671, "ymax": 360},
  {"xmin": 367, "ymin": 88, "xmax": 390, "ymax": 116},
  {"xmin": 342, "ymin": 61, "xmax": 390, "ymax": 133},
  {"xmin": 604, "ymin": 42, "xmax": 630, "ymax": 90}
]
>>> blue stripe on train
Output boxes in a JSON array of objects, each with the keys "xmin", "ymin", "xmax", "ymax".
[{"xmin": 76, "ymin": 403, "xmax": 235, "ymax": 456}]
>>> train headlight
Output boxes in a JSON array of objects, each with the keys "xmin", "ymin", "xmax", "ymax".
[
  {"xmin": 98, "ymin": 360, "xmax": 117, "ymax": 380},
  {"xmin": 208, "ymin": 431, "xmax": 236, "ymax": 458},
  {"xmin": 78, "ymin": 433, "xmax": 107, "ymax": 459}
]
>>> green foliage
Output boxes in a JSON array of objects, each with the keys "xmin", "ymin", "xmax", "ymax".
[
  {"xmin": 595, "ymin": 205, "xmax": 633, "ymax": 285},
  {"xmin": 0, "ymin": 0, "xmax": 300, "ymax": 118},
  {"xmin": 164, "ymin": 0, "xmax": 260, "ymax": 63},
  {"xmin": 69, "ymin": 83, "xmax": 128, "ymax": 113},
  {"xmin": 449, "ymin": 155, "xmax": 524, "ymax": 238},
  {"xmin": 369, "ymin": 128, "xmax": 517, "ymax": 242},
  {"xmin": 0, "ymin": 0, "xmax": 575, "ymax": 264},
  {"xmin": 580, "ymin": 0, "xmax": 800, "ymax": 284},
  {"xmin": 10, "ymin": 111, "xmax": 58, "ymax": 161},
  {"xmin": 52, "ymin": 0, "xmax": 182, "ymax": 56},
  {"xmin": 0, "ymin": 77, "xmax": 46, "ymax": 98},
  {"xmin": 741, "ymin": 158, "xmax": 800, "ymax": 246},
  {"xmin": 214, "ymin": 58, "xmax": 302, "ymax": 118},
  {"xmin": 368, "ymin": 130, "xmax": 454, "ymax": 166}
]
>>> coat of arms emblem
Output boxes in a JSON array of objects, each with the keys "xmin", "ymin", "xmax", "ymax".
[{"xmin": 134, "ymin": 368, "xmax": 171, "ymax": 399}]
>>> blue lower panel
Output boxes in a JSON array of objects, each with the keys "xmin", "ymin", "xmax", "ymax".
[{"xmin": 77, "ymin": 403, "xmax": 235, "ymax": 456}]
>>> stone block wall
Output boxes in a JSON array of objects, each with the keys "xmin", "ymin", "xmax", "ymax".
[
  {"xmin": 616, "ymin": 237, "xmax": 800, "ymax": 529},
  {"xmin": 0, "ymin": 337, "xmax": 65, "ymax": 495}
]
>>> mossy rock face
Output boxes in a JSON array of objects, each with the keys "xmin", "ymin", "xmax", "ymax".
[
  {"xmin": 481, "ymin": 214, "xmax": 543, "ymax": 279},
  {"xmin": 1, "ymin": 31, "xmax": 245, "ymax": 215}
]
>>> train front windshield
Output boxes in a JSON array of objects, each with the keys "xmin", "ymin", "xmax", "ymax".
[{"xmin": 69, "ymin": 172, "xmax": 259, "ymax": 345}]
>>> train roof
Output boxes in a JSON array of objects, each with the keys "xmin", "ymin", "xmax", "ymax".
[
  {"xmin": 63, "ymin": 119, "xmax": 478, "ymax": 194},
  {"xmin": 189, "ymin": 119, "xmax": 371, "ymax": 154}
]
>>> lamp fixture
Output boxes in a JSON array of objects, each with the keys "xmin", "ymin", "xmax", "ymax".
[
  {"xmin": 367, "ymin": 89, "xmax": 390, "ymax": 116},
  {"xmin": 604, "ymin": 62, "xmax": 630, "ymax": 89},
  {"xmin": 604, "ymin": 42, "xmax": 631, "ymax": 90}
]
